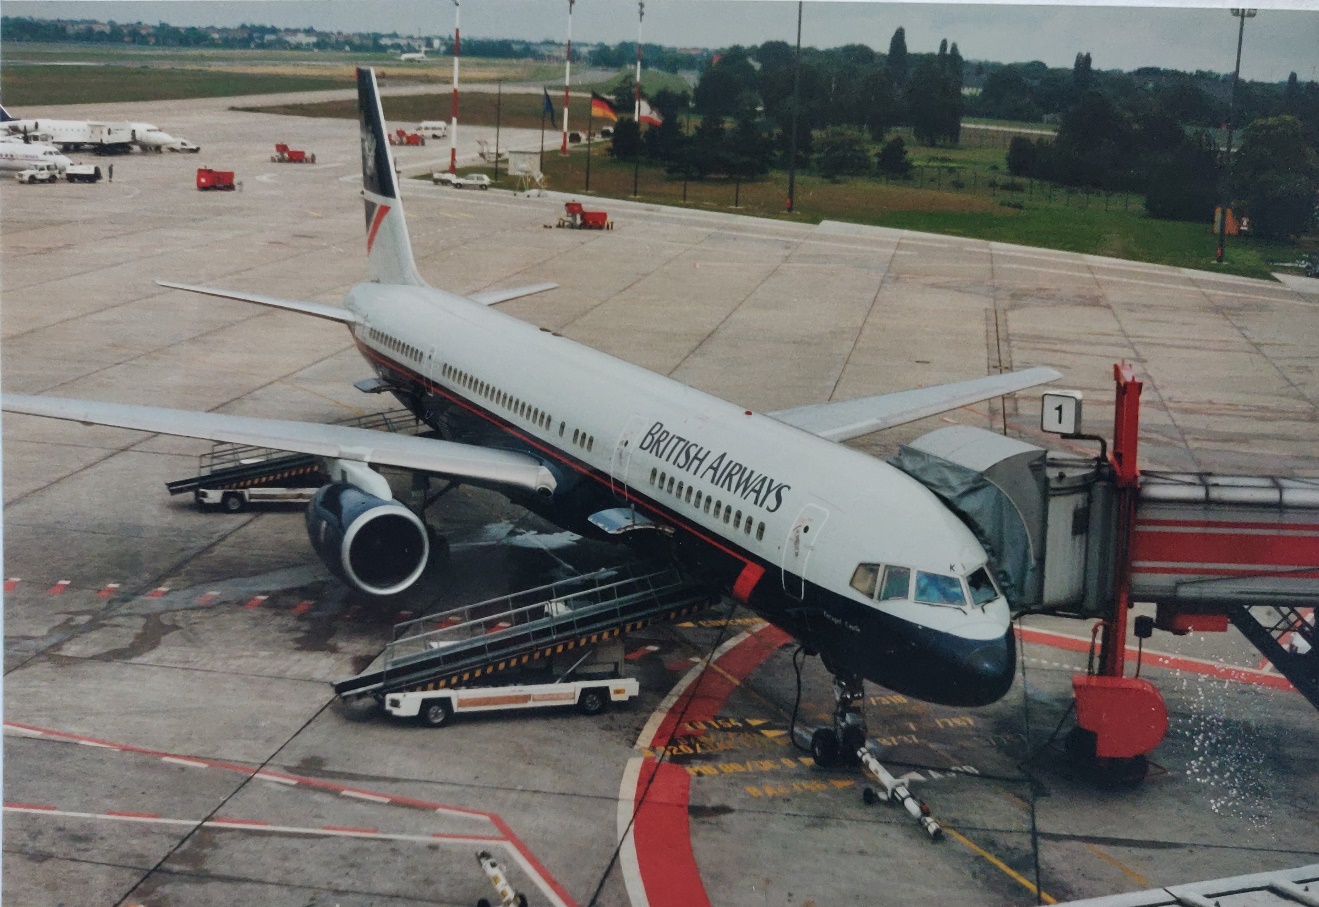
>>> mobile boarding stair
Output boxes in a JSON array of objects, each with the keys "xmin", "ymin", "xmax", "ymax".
[
  {"xmin": 334, "ymin": 562, "xmax": 717, "ymax": 702},
  {"xmin": 165, "ymin": 408, "xmax": 424, "ymax": 500}
]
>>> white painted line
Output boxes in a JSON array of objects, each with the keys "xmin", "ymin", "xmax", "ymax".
[
  {"xmin": 617, "ymin": 756, "xmax": 652, "ymax": 907},
  {"xmin": 255, "ymin": 772, "xmax": 299, "ymax": 786},
  {"xmin": 161, "ymin": 756, "xmax": 209, "ymax": 769},
  {"xmin": 4, "ymin": 806, "xmax": 195, "ymax": 827},
  {"xmin": 5, "ymin": 726, "xmax": 46, "ymax": 738},
  {"xmin": 340, "ymin": 789, "xmax": 391, "ymax": 803},
  {"xmin": 76, "ymin": 740, "xmax": 117, "ymax": 749},
  {"xmin": 636, "ymin": 630, "xmax": 752, "ymax": 748}
]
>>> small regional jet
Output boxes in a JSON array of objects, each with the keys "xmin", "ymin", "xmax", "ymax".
[
  {"xmin": 1, "ymin": 105, "xmax": 135, "ymax": 153},
  {"xmin": 0, "ymin": 135, "xmax": 72, "ymax": 173},
  {"xmin": 3, "ymin": 69, "xmax": 1061, "ymax": 765},
  {"xmin": 397, "ymin": 50, "xmax": 428, "ymax": 62}
]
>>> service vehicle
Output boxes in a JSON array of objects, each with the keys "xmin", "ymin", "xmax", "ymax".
[
  {"xmin": 271, "ymin": 143, "xmax": 316, "ymax": 164},
  {"xmin": 196, "ymin": 167, "xmax": 235, "ymax": 190},
  {"xmin": 195, "ymin": 481, "xmax": 321, "ymax": 513},
  {"xmin": 14, "ymin": 163, "xmax": 58, "ymax": 183},
  {"xmin": 383, "ymin": 641, "xmax": 639, "ymax": 727},
  {"xmin": 64, "ymin": 163, "xmax": 102, "ymax": 183},
  {"xmin": 416, "ymin": 120, "xmax": 448, "ymax": 139},
  {"xmin": 389, "ymin": 129, "xmax": 425, "ymax": 146},
  {"xmin": 557, "ymin": 200, "xmax": 611, "ymax": 229},
  {"xmin": 168, "ymin": 139, "xmax": 201, "ymax": 153},
  {"xmin": 432, "ymin": 171, "xmax": 490, "ymax": 190}
]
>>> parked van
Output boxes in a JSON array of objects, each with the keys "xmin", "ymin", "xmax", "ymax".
[{"xmin": 416, "ymin": 121, "xmax": 448, "ymax": 139}]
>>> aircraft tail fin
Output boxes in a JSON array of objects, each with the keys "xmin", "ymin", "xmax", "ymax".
[
  {"xmin": 0, "ymin": 104, "xmax": 14, "ymax": 122},
  {"xmin": 356, "ymin": 67, "xmax": 424, "ymax": 287}
]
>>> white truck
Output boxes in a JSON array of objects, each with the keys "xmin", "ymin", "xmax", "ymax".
[
  {"xmin": 65, "ymin": 164, "xmax": 102, "ymax": 183},
  {"xmin": 14, "ymin": 163, "xmax": 58, "ymax": 183},
  {"xmin": 416, "ymin": 120, "xmax": 448, "ymax": 139},
  {"xmin": 383, "ymin": 642, "xmax": 639, "ymax": 727},
  {"xmin": 431, "ymin": 171, "xmax": 491, "ymax": 190}
]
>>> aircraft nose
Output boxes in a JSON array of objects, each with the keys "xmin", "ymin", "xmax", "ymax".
[{"xmin": 950, "ymin": 631, "xmax": 1016, "ymax": 705}]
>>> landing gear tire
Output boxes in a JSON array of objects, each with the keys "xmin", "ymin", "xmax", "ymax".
[
  {"xmin": 862, "ymin": 786, "xmax": 881, "ymax": 806},
  {"xmin": 840, "ymin": 724, "xmax": 867, "ymax": 762},
  {"xmin": 577, "ymin": 687, "xmax": 609, "ymax": 716},
  {"xmin": 811, "ymin": 728, "xmax": 840, "ymax": 768},
  {"xmin": 221, "ymin": 492, "xmax": 246, "ymax": 513},
  {"xmin": 418, "ymin": 699, "xmax": 452, "ymax": 728}
]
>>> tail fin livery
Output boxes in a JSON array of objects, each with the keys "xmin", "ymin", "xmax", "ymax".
[
  {"xmin": 356, "ymin": 68, "xmax": 424, "ymax": 287},
  {"xmin": 0, "ymin": 105, "xmax": 14, "ymax": 122}
]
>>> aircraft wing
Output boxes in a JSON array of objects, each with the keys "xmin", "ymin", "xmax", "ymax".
[
  {"xmin": 768, "ymin": 367, "xmax": 1063, "ymax": 442},
  {"xmin": 2, "ymin": 394, "xmax": 556, "ymax": 495},
  {"xmin": 468, "ymin": 282, "xmax": 559, "ymax": 306},
  {"xmin": 156, "ymin": 280, "xmax": 358, "ymax": 324}
]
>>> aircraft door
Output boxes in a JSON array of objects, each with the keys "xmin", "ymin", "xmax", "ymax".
[
  {"xmin": 782, "ymin": 503, "xmax": 828, "ymax": 600},
  {"xmin": 611, "ymin": 415, "xmax": 647, "ymax": 501}
]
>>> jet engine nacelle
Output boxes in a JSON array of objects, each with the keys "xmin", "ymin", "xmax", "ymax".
[{"xmin": 305, "ymin": 483, "xmax": 429, "ymax": 596}]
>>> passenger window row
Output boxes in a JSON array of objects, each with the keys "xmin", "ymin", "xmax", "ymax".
[
  {"xmin": 649, "ymin": 467, "xmax": 765, "ymax": 542},
  {"xmin": 441, "ymin": 362, "xmax": 594, "ymax": 453},
  {"xmin": 368, "ymin": 327, "xmax": 422, "ymax": 363}
]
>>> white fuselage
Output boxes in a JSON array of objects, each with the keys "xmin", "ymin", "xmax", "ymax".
[
  {"xmin": 0, "ymin": 140, "xmax": 72, "ymax": 173},
  {"xmin": 4, "ymin": 118, "xmax": 135, "ymax": 151},
  {"xmin": 341, "ymin": 279, "xmax": 1015, "ymax": 704}
]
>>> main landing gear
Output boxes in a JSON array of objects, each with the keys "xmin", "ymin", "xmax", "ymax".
[{"xmin": 805, "ymin": 671, "xmax": 944, "ymax": 842}]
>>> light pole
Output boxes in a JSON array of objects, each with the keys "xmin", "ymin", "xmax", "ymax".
[
  {"xmin": 448, "ymin": 0, "xmax": 460, "ymax": 174},
  {"xmin": 561, "ymin": 0, "xmax": 574, "ymax": 155},
  {"xmin": 1217, "ymin": 7, "xmax": 1255, "ymax": 264},
  {"xmin": 786, "ymin": 0, "xmax": 802, "ymax": 213}
]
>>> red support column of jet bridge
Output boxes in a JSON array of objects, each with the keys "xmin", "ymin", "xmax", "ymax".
[{"xmin": 1070, "ymin": 363, "xmax": 1169, "ymax": 771}]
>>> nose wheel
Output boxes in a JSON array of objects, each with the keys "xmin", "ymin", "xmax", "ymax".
[{"xmin": 804, "ymin": 667, "xmax": 944, "ymax": 842}]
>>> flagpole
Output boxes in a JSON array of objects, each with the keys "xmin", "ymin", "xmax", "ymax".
[
  {"xmin": 561, "ymin": 0, "xmax": 574, "ymax": 155},
  {"xmin": 494, "ymin": 79, "xmax": 502, "ymax": 182},
  {"xmin": 585, "ymin": 95, "xmax": 593, "ymax": 191},
  {"xmin": 634, "ymin": 1, "xmax": 644, "ymax": 120},
  {"xmin": 448, "ymin": 0, "xmax": 460, "ymax": 174}
]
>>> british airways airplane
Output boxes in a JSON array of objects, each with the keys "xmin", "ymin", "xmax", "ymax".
[{"xmin": 3, "ymin": 70, "xmax": 1060, "ymax": 736}]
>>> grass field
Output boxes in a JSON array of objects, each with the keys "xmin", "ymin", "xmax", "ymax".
[
  {"xmin": 457, "ymin": 147, "xmax": 1299, "ymax": 280},
  {"xmin": 592, "ymin": 69, "xmax": 694, "ymax": 99},
  {"xmin": 0, "ymin": 43, "xmax": 561, "ymax": 105}
]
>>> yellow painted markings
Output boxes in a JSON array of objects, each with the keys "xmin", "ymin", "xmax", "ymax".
[
  {"xmin": 747, "ymin": 779, "xmax": 856, "ymax": 797},
  {"xmin": 675, "ymin": 617, "xmax": 766, "ymax": 629},
  {"xmin": 1084, "ymin": 844, "xmax": 1151, "ymax": 886},
  {"xmin": 686, "ymin": 756, "xmax": 815, "ymax": 778},
  {"xmin": 943, "ymin": 827, "xmax": 1058, "ymax": 904}
]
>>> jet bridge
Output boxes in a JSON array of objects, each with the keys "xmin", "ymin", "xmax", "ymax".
[
  {"xmin": 334, "ymin": 562, "xmax": 716, "ymax": 702},
  {"xmin": 892, "ymin": 363, "xmax": 1318, "ymax": 774}
]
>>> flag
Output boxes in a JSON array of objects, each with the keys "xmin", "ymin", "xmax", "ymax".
[
  {"xmin": 542, "ymin": 88, "xmax": 555, "ymax": 119},
  {"xmin": 590, "ymin": 92, "xmax": 618, "ymax": 123},
  {"xmin": 638, "ymin": 96, "xmax": 663, "ymax": 128}
]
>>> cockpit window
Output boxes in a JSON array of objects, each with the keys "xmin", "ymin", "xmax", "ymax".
[
  {"xmin": 914, "ymin": 571, "xmax": 967, "ymax": 606},
  {"xmin": 967, "ymin": 567, "xmax": 999, "ymax": 606},
  {"xmin": 850, "ymin": 564, "xmax": 879, "ymax": 598},
  {"xmin": 878, "ymin": 566, "xmax": 911, "ymax": 601}
]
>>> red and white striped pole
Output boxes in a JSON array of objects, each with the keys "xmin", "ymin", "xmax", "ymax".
[
  {"xmin": 449, "ymin": 0, "xmax": 460, "ymax": 174},
  {"xmin": 561, "ymin": 0, "xmax": 574, "ymax": 155},
  {"xmin": 634, "ymin": 1, "xmax": 644, "ymax": 120}
]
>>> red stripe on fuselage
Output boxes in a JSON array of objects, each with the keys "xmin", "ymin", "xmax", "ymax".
[{"xmin": 366, "ymin": 204, "xmax": 390, "ymax": 254}]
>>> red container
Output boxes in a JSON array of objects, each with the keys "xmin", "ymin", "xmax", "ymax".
[{"xmin": 196, "ymin": 168, "xmax": 235, "ymax": 191}]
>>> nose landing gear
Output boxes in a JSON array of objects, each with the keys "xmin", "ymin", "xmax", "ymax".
[{"xmin": 805, "ymin": 670, "xmax": 944, "ymax": 842}]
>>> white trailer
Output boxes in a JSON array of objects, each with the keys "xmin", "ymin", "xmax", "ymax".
[{"xmin": 383, "ymin": 642, "xmax": 639, "ymax": 727}]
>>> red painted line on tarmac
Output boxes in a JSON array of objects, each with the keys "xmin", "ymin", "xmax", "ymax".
[
  {"xmin": 1018, "ymin": 627, "xmax": 1296, "ymax": 691},
  {"xmin": 6, "ymin": 802, "xmax": 57, "ymax": 811},
  {"xmin": 4, "ymin": 721, "xmax": 574, "ymax": 904},
  {"xmin": 106, "ymin": 810, "xmax": 161, "ymax": 819},
  {"xmin": 98, "ymin": 583, "xmax": 120, "ymax": 598},
  {"xmin": 432, "ymin": 832, "xmax": 505, "ymax": 842},
  {"xmin": 629, "ymin": 624, "xmax": 793, "ymax": 907},
  {"xmin": 4, "ymin": 578, "xmax": 21, "ymax": 592},
  {"xmin": 649, "ymin": 625, "xmax": 792, "ymax": 748},
  {"xmin": 290, "ymin": 600, "xmax": 314, "ymax": 616},
  {"xmin": 625, "ymin": 645, "xmax": 659, "ymax": 661},
  {"xmin": 48, "ymin": 580, "xmax": 70, "ymax": 595},
  {"xmin": 631, "ymin": 760, "xmax": 705, "ymax": 907},
  {"xmin": 243, "ymin": 595, "xmax": 268, "ymax": 610},
  {"xmin": 147, "ymin": 587, "xmax": 169, "ymax": 599},
  {"xmin": 322, "ymin": 825, "xmax": 378, "ymax": 834},
  {"xmin": 488, "ymin": 814, "xmax": 581, "ymax": 907}
]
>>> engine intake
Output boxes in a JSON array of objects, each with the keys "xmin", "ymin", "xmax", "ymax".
[{"xmin": 305, "ymin": 484, "xmax": 429, "ymax": 596}]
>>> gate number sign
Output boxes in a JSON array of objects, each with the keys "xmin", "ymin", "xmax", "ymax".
[{"xmin": 1041, "ymin": 391, "xmax": 1083, "ymax": 435}]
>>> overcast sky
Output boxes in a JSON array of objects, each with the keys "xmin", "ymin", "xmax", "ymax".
[{"xmin": 5, "ymin": 1, "xmax": 1316, "ymax": 82}]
